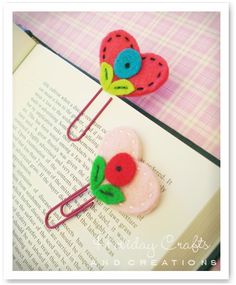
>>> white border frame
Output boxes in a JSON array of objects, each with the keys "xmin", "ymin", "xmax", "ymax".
[{"xmin": 3, "ymin": 1, "xmax": 229, "ymax": 280}]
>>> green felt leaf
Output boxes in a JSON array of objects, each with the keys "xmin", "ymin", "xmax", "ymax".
[
  {"xmin": 108, "ymin": 79, "xmax": 135, "ymax": 96},
  {"xmin": 93, "ymin": 184, "xmax": 125, "ymax": 205},
  {"xmin": 90, "ymin": 156, "xmax": 106, "ymax": 191},
  {"xmin": 100, "ymin": 62, "xmax": 113, "ymax": 91}
]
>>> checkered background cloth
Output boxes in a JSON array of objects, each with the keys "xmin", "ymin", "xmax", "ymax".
[{"xmin": 13, "ymin": 12, "xmax": 220, "ymax": 159}]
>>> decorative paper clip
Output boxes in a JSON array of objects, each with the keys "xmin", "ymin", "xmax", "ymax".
[
  {"xmin": 45, "ymin": 30, "xmax": 168, "ymax": 229},
  {"xmin": 67, "ymin": 29, "xmax": 169, "ymax": 141},
  {"xmin": 45, "ymin": 128, "xmax": 161, "ymax": 229}
]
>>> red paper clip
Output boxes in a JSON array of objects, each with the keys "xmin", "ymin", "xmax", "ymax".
[
  {"xmin": 66, "ymin": 88, "xmax": 113, "ymax": 142},
  {"xmin": 45, "ymin": 89, "xmax": 113, "ymax": 229},
  {"xmin": 45, "ymin": 183, "xmax": 96, "ymax": 229}
]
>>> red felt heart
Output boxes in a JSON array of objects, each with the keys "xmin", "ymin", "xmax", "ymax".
[{"xmin": 100, "ymin": 30, "xmax": 169, "ymax": 97}]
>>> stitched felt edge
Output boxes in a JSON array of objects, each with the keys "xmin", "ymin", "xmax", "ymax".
[
  {"xmin": 93, "ymin": 184, "xmax": 125, "ymax": 205},
  {"xmin": 99, "ymin": 30, "xmax": 140, "ymax": 65},
  {"xmin": 99, "ymin": 30, "xmax": 169, "ymax": 97},
  {"xmin": 128, "ymin": 53, "xmax": 169, "ymax": 97},
  {"xmin": 100, "ymin": 62, "xmax": 114, "ymax": 91},
  {"xmin": 90, "ymin": 155, "xmax": 106, "ymax": 191},
  {"xmin": 108, "ymin": 79, "xmax": 135, "ymax": 96}
]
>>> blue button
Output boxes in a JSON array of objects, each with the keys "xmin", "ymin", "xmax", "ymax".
[{"xmin": 114, "ymin": 48, "xmax": 141, "ymax": 79}]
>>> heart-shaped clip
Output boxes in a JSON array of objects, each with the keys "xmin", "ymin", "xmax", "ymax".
[
  {"xmin": 67, "ymin": 30, "xmax": 169, "ymax": 142},
  {"xmin": 100, "ymin": 30, "xmax": 169, "ymax": 97}
]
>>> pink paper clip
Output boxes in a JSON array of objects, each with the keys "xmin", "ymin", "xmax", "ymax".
[
  {"xmin": 66, "ymin": 88, "xmax": 112, "ymax": 142},
  {"xmin": 45, "ymin": 183, "xmax": 96, "ymax": 229}
]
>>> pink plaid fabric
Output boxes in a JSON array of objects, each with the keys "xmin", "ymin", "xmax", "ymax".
[{"xmin": 13, "ymin": 12, "xmax": 220, "ymax": 158}]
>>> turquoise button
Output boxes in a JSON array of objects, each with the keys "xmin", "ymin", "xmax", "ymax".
[{"xmin": 114, "ymin": 48, "xmax": 141, "ymax": 79}]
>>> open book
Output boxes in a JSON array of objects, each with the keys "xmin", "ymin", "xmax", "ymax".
[{"xmin": 13, "ymin": 23, "xmax": 220, "ymax": 271}]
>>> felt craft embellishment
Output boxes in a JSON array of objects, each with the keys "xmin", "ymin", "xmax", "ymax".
[
  {"xmin": 100, "ymin": 30, "xmax": 169, "ymax": 97},
  {"xmin": 67, "ymin": 30, "xmax": 170, "ymax": 142},
  {"xmin": 45, "ymin": 127, "xmax": 161, "ymax": 229},
  {"xmin": 90, "ymin": 127, "xmax": 161, "ymax": 215},
  {"xmin": 47, "ymin": 31, "xmax": 167, "ymax": 228}
]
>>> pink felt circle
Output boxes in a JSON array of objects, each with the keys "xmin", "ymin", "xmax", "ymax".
[
  {"xmin": 97, "ymin": 127, "xmax": 142, "ymax": 161},
  {"xmin": 112, "ymin": 162, "xmax": 161, "ymax": 215}
]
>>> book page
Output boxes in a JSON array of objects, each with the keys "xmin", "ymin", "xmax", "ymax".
[
  {"xmin": 13, "ymin": 44, "xmax": 220, "ymax": 271},
  {"xmin": 13, "ymin": 24, "xmax": 36, "ymax": 72}
]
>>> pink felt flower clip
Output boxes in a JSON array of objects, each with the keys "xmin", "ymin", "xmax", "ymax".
[
  {"xmin": 99, "ymin": 30, "xmax": 169, "ymax": 97},
  {"xmin": 90, "ymin": 127, "xmax": 161, "ymax": 215}
]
